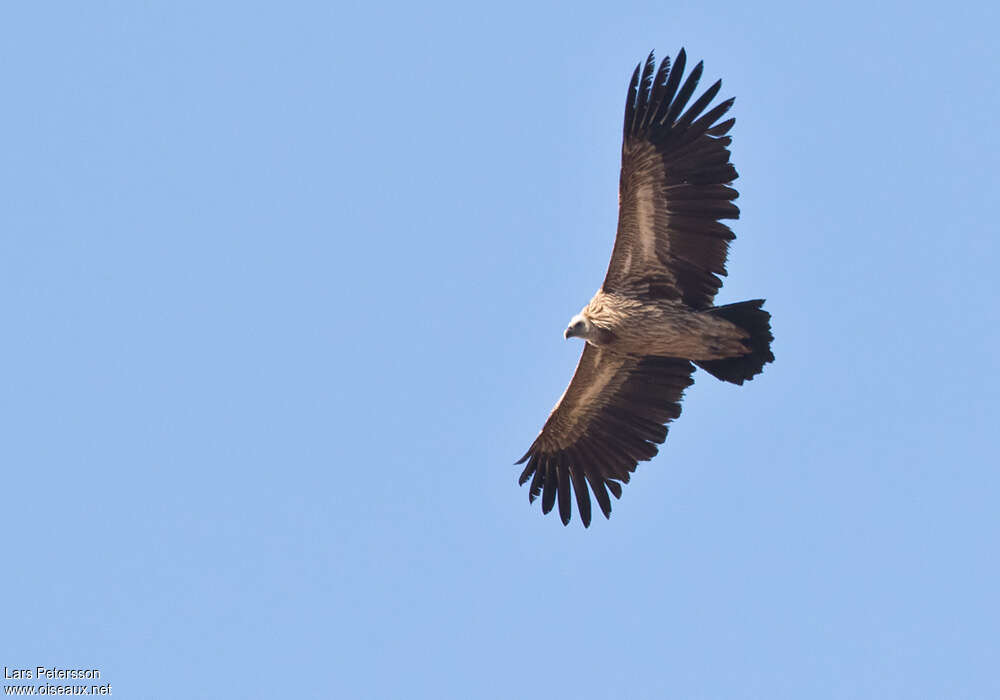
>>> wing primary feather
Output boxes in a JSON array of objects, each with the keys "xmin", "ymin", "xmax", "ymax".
[
  {"xmin": 606, "ymin": 480, "xmax": 623, "ymax": 499},
  {"xmin": 663, "ymin": 60, "xmax": 703, "ymax": 126},
  {"xmin": 585, "ymin": 472, "xmax": 613, "ymax": 519},
  {"xmin": 541, "ymin": 458, "xmax": 558, "ymax": 514},
  {"xmin": 675, "ymin": 78, "xmax": 722, "ymax": 131},
  {"xmin": 643, "ymin": 56, "xmax": 672, "ymax": 130},
  {"xmin": 528, "ymin": 456, "xmax": 546, "ymax": 503},
  {"xmin": 652, "ymin": 48, "xmax": 686, "ymax": 125},
  {"xmin": 517, "ymin": 454, "xmax": 537, "ymax": 486},
  {"xmin": 569, "ymin": 466, "xmax": 592, "ymax": 527},
  {"xmin": 557, "ymin": 461, "xmax": 572, "ymax": 525},
  {"xmin": 687, "ymin": 97, "xmax": 734, "ymax": 135},
  {"xmin": 622, "ymin": 62, "xmax": 641, "ymax": 140},
  {"xmin": 630, "ymin": 52, "xmax": 656, "ymax": 137},
  {"xmin": 705, "ymin": 117, "xmax": 735, "ymax": 137}
]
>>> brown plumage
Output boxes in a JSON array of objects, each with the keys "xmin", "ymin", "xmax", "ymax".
[{"xmin": 516, "ymin": 49, "xmax": 774, "ymax": 527}]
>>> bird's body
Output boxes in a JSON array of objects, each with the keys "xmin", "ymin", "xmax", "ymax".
[
  {"xmin": 517, "ymin": 49, "xmax": 775, "ymax": 526},
  {"xmin": 575, "ymin": 290, "xmax": 750, "ymax": 361}
]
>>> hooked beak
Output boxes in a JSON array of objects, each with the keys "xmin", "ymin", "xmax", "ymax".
[{"xmin": 564, "ymin": 327, "xmax": 573, "ymax": 339}]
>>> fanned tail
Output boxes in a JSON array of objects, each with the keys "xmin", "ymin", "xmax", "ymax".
[{"xmin": 696, "ymin": 300, "xmax": 774, "ymax": 384}]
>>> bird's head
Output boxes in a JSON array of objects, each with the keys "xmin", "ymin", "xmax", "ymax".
[{"xmin": 564, "ymin": 311, "xmax": 592, "ymax": 340}]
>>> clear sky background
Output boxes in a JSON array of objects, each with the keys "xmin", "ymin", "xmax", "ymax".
[{"xmin": 3, "ymin": 1, "xmax": 998, "ymax": 698}]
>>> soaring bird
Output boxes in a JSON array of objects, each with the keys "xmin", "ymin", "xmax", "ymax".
[{"xmin": 516, "ymin": 49, "xmax": 774, "ymax": 527}]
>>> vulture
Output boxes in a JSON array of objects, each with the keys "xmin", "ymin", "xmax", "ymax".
[{"xmin": 516, "ymin": 49, "xmax": 774, "ymax": 527}]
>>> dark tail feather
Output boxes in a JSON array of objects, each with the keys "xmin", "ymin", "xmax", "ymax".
[{"xmin": 696, "ymin": 299, "xmax": 774, "ymax": 385}]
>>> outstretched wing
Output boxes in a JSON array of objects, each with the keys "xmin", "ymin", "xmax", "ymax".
[
  {"xmin": 516, "ymin": 344, "xmax": 694, "ymax": 526},
  {"xmin": 604, "ymin": 49, "xmax": 739, "ymax": 310}
]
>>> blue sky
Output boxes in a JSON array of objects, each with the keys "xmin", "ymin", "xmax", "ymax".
[{"xmin": 3, "ymin": 1, "xmax": 998, "ymax": 697}]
